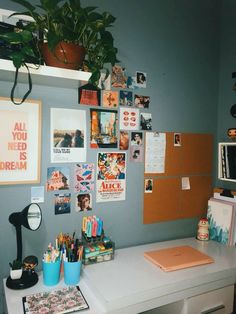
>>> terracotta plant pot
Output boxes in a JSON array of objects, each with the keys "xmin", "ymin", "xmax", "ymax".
[{"xmin": 41, "ymin": 42, "xmax": 86, "ymax": 70}]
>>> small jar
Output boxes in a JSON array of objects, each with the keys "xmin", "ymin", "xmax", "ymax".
[{"xmin": 197, "ymin": 218, "xmax": 209, "ymax": 241}]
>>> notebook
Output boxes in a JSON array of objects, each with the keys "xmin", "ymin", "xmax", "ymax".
[{"xmin": 144, "ymin": 245, "xmax": 214, "ymax": 272}]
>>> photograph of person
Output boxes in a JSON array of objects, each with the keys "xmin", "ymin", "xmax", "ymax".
[
  {"xmin": 54, "ymin": 129, "xmax": 84, "ymax": 148},
  {"xmin": 131, "ymin": 132, "xmax": 143, "ymax": 146},
  {"xmin": 119, "ymin": 131, "xmax": 129, "ymax": 150},
  {"xmin": 145, "ymin": 179, "xmax": 153, "ymax": 193},
  {"xmin": 136, "ymin": 71, "xmax": 147, "ymax": 88},
  {"xmin": 174, "ymin": 133, "xmax": 181, "ymax": 146},
  {"xmin": 76, "ymin": 193, "xmax": 92, "ymax": 212},
  {"xmin": 134, "ymin": 94, "xmax": 150, "ymax": 108},
  {"xmin": 119, "ymin": 90, "xmax": 133, "ymax": 106}
]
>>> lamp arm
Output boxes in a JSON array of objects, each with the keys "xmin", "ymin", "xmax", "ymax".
[{"xmin": 15, "ymin": 224, "xmax": 22, "ymax": 262}]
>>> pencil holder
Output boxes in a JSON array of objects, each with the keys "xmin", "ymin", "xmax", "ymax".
[
  {"xmin": 64, "ymin": 261, "xmax": 82, "ymax": 285},
  {"xmin": 42, "ymin": 259, "xmax": 61, "ymax": 286}
]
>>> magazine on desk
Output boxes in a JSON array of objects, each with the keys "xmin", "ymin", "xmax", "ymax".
[{"xmin": 22, "ymin": 286, "xmax": 89, "ymax": 314}]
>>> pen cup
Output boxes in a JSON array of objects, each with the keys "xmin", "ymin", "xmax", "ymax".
[
  {"xmin": 42, "ymin": 259, "xmax": 61, "ymax": 286},
  {"xmin": 64, "ymin": 260, "xmax": 82, "ymax": 285}
]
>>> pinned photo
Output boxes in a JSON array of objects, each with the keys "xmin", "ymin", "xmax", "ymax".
[
  {"xmin": 130, "ymin": 146, "xmax": 143, "ymax": 162},
  {"xmin": 144, "ymin": 179, "xmax": 153, "ymax": 193},
  {"xmin": 75, "ymin": 193, "xmax": 92, "ymax": 212},
  {"xmin": 131, "ymin": 132, "xmax": 143, "ymax": 146},
  {"xmin": 54, "ymin": 193, "xmax": 71, "ymax": 215},
  {"xmin": 119, "ymin": 90, "xmax": 133, "ymax": 106},
  {"xmin": 134, "ymin": 94, "xmax": 150, "ymax": 108},
  {"xmin": 102, "ymin": 90, "xmax": 119, "ymax": 108},
  {"xmin": 174, "ymin": 133, "xmax": 181, "ymax": 146},
  {"xmin": 111, "ymin": 64, "xmax": 127, "ymax": 88},
  {"xmin": 119, "ymin": 131, "xmax": 129, "ymax": 150},
  {"xmin": 140, "ymin": 112, "xmax": 152, "ymax": 130},
  {"xmin": 136, "ymin": 71, "xmax": 147, "ymax": 88}
]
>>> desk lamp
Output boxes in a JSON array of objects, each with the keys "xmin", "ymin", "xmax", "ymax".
[{"xmin": 6, "ymin": 203, "xmax": 42, "ymax": 290}]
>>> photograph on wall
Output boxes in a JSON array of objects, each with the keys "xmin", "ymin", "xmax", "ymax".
[
  {"xmin": 131, "ymin": 132, "xmax": 143, "ymax": 146},
  {"xmin": 47, "ymin": 166, "xmax": 70, "ymax": 191},
  {"xmin": 102, "ymin": 90, "xmax": 119, "ymax": 108},
  {"xmin": 54, "ymin": 193, "xmax": 71, "ymax": 215},
  {"xmin": 134, "ymin": 94, "xmax": 150, "ymax": 109},
  {"xmin": 119, "ymin": 90, "xmax": 133, "ymax": 106},
  {"xmin": 144, "ymin": 179, "xmax": 153, "ymax": 193},
  {"xmin": 96, "ymin": 152, "xmax": 126, "ymax": 202},
  {"xmin": 78, "ymin": 83, "xmax": 101, "ymax": 106},
  {"xmin": 111, "ymin": 64, "xmax": 127, "ymax": 88},
  {"xmin": 140, "ymin": 112, "xmax": 152, "ymax": 130},
  {"xmin": 51, "ymin": 108, "xmax": 86, "ymax": 163},
  {"xmin": 119, "ymin": 107, "xmax": 139, "ymax": 130},
  {"xmin": 126, "ymin": 76, "xmax": 139, "ymax": 89},
  {"xmin": 90, "ymin": 108, "xmax": 118, "ymax": 148},
  {"xmin": 74, "ymin": 163, "xmax": 95, "ymax": 193},
  {"xmin": 136, "ymin": 71, "xmax": 147, "ymax": 88},
  {"xmin": 174, "ymin": 132, "xmax": 181, "ymax": 146},
  {"xmin": 119, "ymin": 131, "xmax": 129, "ymax": 150},
  {"xmin": 0, "ymin": 97, "xmax": 41, "ymax": 185},
  {"xmin": 75, "ymin": 193, "xmax": 92, "ymax": 212},
  {"xmin": 130, "ymin": 146, "xmax": 143, "ymax": 162}
]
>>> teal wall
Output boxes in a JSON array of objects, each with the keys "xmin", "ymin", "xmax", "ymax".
[
  {"xmin": 216, "ymin": 0, "xmax": 236, "ymax": 190},
  {"xmin": 0, "ymin": 0, "xmax": 223, "ymax": 312}
]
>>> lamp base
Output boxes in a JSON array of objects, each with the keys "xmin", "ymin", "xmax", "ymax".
[{"xmin": 6, "ymin": 271, "xmax": 38, "ymax": 290}]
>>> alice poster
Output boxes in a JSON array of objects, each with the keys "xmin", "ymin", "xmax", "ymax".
[
  {"xmin": 0, "ymin": 97, "xmax": 41, "ymax": 185},
  {"xmin": 90, "ymin": 109, "xmax": 118, "ymax": 148},
  {"xmin": 96, "ymin": 152, "xmax": 126, "ymax": 202},
  {"xmin": 51, "ymin": 108, "xmax": 87, "ymax": 163}
]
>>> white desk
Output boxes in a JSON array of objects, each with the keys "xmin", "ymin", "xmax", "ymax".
[{"xmin": 3, "ymin": 238, "xmax": 236, "ymax": 314}]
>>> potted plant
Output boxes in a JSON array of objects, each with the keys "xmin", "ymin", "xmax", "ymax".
[
  {"xmin": 7, "ymin": 0, "xmax": 118, "ymax": 86},
  {"xmin": 9, "ymin": 259, "xmax": 23, "ymax": 280}
]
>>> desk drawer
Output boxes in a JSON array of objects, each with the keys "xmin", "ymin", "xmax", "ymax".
[{"xmin": 184, "ymin": 285, "xmax": 234, "ymax": 314}]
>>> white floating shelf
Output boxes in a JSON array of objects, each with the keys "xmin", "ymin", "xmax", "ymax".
[{"xmin": 0, "ymin": 59, "xmax": 91, "ymax": 88}]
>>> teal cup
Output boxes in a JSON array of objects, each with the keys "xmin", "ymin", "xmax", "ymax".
[
  {"xmin": 64, "ymin": 261, "xmax": 82, "ymax": 285},
  {"xmin": 42, "ymin": 260, "xmax": 61, "ymax": 286}
]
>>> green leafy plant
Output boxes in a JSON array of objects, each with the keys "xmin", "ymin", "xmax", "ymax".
[
  {"xmin": 7, "ymin": 0, "xmax": 118, "ymax": 85},
  {"xmin": 9, "ymin": 259, "xmax": 22, "ymax": 270}
]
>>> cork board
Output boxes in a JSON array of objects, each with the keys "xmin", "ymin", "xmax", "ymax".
[{"xmin": 143, "ymin": 132, "xmax": 213, "ymax": 224}]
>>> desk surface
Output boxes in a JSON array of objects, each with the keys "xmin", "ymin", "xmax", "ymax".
[{"xmin": 4, "ymin": 238, "xmax": 236, "ymax": 314}]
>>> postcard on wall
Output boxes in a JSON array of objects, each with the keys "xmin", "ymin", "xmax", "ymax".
[
  {"xmin": 102, "ymin": 90, "xmax": 119, "ymax": 108},
  {"xmin": 47, "ymin": 166, "xmax": 70, "ymax": 191},
  {"xmin": 174, "ymin": 133, "xmax": 181, "ymax": 146},
  {"xmin": 90, "ymin": 108, "xmax": 118, "ymax": 148},
  {"xmin": 54, "ymin": 193, "xmax": 71, "ymax": 215},
  {"xmin": 111, "ymin": 64, "xmax": 127, "ymax": 88},
  {"xmin": 126, "ymin": 76, "xmax": 139, "ymax": 89},
  {"xmin": 119, "ymin": 131, "xmax": 129, "ymax": 150},
  {"xmin": 119, "ymin": 90, "xmax": 133, "ymax": 106},
  {"xmin": 74, "ymin": 163, "xmax": 95, "ymax": 193},
  {"xmin": 145, "ymin": 132, "xmax": 166, "ymax": 173},
  {"xmin": 51, "ymin": 108, "xmax": 86, "ymax": 163},
  {"xmin": 134, "ymin": 94, "xmax": 150, "ymax": 109},
  {"xmin": 75, "ymin": 193, "xmax": 92, "ymax": 212},
  {"xmin": 31, "ymin": 186, "xmax": 44, "ymax": 203},
  {"xmin": 96, "ymin": 152, "xmax": 126, "ymax": 202},
  {"xmin": 136, "ymin": 71, "xmax": 147, "ymax": 88},
  {"xmin": 119, "ymin": 107, "xmax": 139, "ymax": 130},
  {"xmin": 130, "ymin": 146, "xmax": 143, "ymax": 162},
  {"xmin": 140, "ymin": 112, "xmax": 152, "ymax": 130},
  {"xmin": 0, "ymin": 97, "xmax": 41, "ymax": 185}
]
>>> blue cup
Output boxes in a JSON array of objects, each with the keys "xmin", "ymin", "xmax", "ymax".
[
  {"xmin": 42, "ymin": 260, "xmax": 61, "ymax": 286},
  {"xmin": 64, "ymin": 261, "xmax": 82, "ymax": 285}
]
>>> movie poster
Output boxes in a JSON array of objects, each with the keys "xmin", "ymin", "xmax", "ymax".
[
  {"xmin": 51, "ymin": 108, "xmax": 87, "ymax": 163},
  {"xmin": 96, "ymin": 152, "xmax": 126, "ymax": 202},
  {"xmin": 90, "ymin": 109, "xmax": 118, "ymax": 148}
]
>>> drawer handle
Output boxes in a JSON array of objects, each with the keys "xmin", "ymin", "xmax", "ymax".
[{"xmin": 201, "ymin": 304, "xmax": 225, "ymax": 314}]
